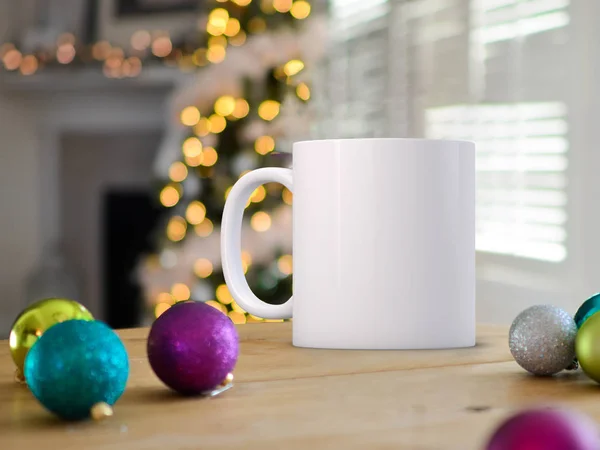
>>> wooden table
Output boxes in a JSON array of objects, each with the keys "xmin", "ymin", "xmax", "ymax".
[{"xmin": 1, "ymin": 323, "xmax": 597, "ymax": 449}]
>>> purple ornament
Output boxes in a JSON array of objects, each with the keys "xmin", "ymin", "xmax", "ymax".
[
  {"xmin": 486, "ymin": 408, "xmax": 600, "ymax": 450},
  {"xmin": 147, "ymin": 301, "xmax": 239, "ymax": 395}
]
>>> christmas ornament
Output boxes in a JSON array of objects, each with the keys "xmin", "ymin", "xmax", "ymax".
[
  {"xmin": 576, "ymin": 310, "xmax": 600, "ymax": 383},
  {"xmin": 24, "ymin": 320, "xmax": 129, "ymax": 421},
  {"xmin": 574, "ymin": 293, "xmax": 600, "ymax": 328},
  {"xmin": 10, "ymin": 297, "xmax": 93, "ymax": 381},
  {"xmin": 486, "ymin": 407, "xmax": 600, "ymax": 450},
  {"xmin": 147, "ymin": 301, "xmax": 239, "ymax": 395},
  {"xmin": 509, "ymin": 305, "xmax": 577, "ymax": 375}
]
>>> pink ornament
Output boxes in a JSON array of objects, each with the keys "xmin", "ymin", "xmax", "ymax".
[
  {"xmin": 147, "ymin": 301, "xmax": 239, "ymax": 395},
  {"xmin": 486, "ymin": 408, "xmax": 599, "ymax": 450}
]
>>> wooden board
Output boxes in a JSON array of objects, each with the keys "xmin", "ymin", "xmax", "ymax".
[{"xmin": 1, "ymin": 323, "xmax": 595, "ymax": 449}]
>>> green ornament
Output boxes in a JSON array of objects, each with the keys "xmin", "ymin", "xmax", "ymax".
[
  {"xmin": 574, "ymin": 293, "xmax": 600, "ymax": 328},
  {"xmin": 575, "ymin": 311, "xmax": 600, "ymax": 383}
]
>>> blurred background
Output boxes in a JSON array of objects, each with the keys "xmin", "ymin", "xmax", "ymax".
[{"xmin": 0, "ymin": 0, "xmax": 594, "ymax": 335}]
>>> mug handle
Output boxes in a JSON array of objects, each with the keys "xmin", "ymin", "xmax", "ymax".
[{"xmin": 221, "ymin": 167, "xmax": 293, "ymax": 319}]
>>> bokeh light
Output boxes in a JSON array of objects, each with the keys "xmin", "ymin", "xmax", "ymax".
[
  {"xmin": 171, "ymin": 283, "xmax": 191, "ymax": 301},
  {"xmin": 92, "ymin": 41, "xmax": 112, "ymax": 60},
  {"xmin": 216, "ymin": 284, "xmax": 234, "ymax": 305},
  {"xmin": 251, "ymin": 211, "xmax": 272, "ymax": 232},
  {"xmin": 291, "ymin": 0, "xmax": 311, "ymax": 19},
  {"xmin": 215, "ymin": 95, "xmax": 236, "ymax": 116},
  {"xmin": 182, "ymin": 137, "xmax": 203, "ymax": 157},
  {"xmin": 207, "ymin": 45, "xmax": 226, "ymax": 63},
  {"xmin": 155, "ymin": 303, "xmax": 171, "ymax": 318},
  {"xmin": 160, "ymin": 185, "xmax": 180, "ymax": 207},
  {"xmin": 19, "ymin": 55, "xmax": 38, "ymax": 76},
  {"xmin": 278, "ymin": 254, "xmax": 293, "ymax": 275},
  {"xmin": 248, "ymin": 17, "xmax": 267, "ymax": 34},
  {"xmin": 258, "ymin": 100, "xmax": 281, "ymax": 121},
  {"xmin": 3, "ymin": 49, "xmax": 22, "ymax": 70},
  {"xmin": 284, "ymin": 59, "xmax": 304, "ymax": 77},
  {"xmin": 225, "ymin": 18, "xmax": 241, "ymax": 37},
  {"xmin": 251, "ymin": 185, "xmax": 267, "ymax": 203},
  {"xmin": 209, "ymin": 114, "xmax": 227, "ymax": 133},
  {"xmin": 274, "ymin": 0, "xmax": 293, "ymax": 13},
  {"xmin": 185, "ymin": 153, "xmax": 204, "ymax": 167},
  {"xmin": 152, "ymin": 36, "xmax": 173, "ymax": 57},
  {"xmin": 229, "ymin": 311, "xmax": 247, "ymax": 324},
  {"xmin": 202, "ymin": 147, "xmax": 219, "ymax": 166},
  {"xmin": 194, "ymin": 258, "xmax": 214, "ymax": 278},
  {"xmin": 186, "ymin": 201, "xmax": 207, "ymax": 225},
  {"xmin": 169, "ymin": 161, "xmax": 188, "ymax": 182},
  {"xmin": 230, "ymin": 31, "xmax": 247, "ymax": 47},
  {"xmin": 194, "ymin": 117, "xmax": 212, "ymax": 137},
  {"xmin": 206, "ymin": 300, "xmax": 227, "ymax": 314},
  {"xmin": 232, "ymin": 99, "xmax": 250, "ymax": 119},
  {"xmin": 167, "ymin": 216, "xmax": 187, "ymax": 241},
  {"xmin": 180, "ymin": 106, "xmax": 201, "ymax": 127},
  {"xmin": 296, "ymin": 82, "xmax": 311, "ymax": 101},
  {"xmin": 195, "ymin": 218, "xmax": 214, "ymax": 237},
  {"xmin": 131, "ymin": 30, "xmax": 151, "ymax": 51},
  {"xmin": 282, "ymin": 187, "xmax": 293, "ymax": 205},
  {"xmin": 255, "ymin": 135, "xmax": 276, "ymax": 155},
  {"xmin": 57, "ymin": 44, "xmax": 76, "ymax": 64}
]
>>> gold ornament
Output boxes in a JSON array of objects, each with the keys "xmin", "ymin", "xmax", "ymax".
[
  {"xmin": 90, "ymin": 402, "xmax": 114, "ymax": 421},
  {"xmin": 9, "ymin": 298, "xmax": 94, "ymax": 378},
  {"xmin": 576, "ymin": 311, "xmax": 600, "ymax": 383}
]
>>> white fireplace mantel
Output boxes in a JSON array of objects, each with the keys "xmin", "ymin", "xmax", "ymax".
[{"xmin": 0, "ymin": 65, "xmax": 186, "ymax": 251}]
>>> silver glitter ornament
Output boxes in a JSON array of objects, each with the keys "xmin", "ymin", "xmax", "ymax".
[{"xmin": 509, "ymin": 305, "xmax": 577, "ymax": 376}]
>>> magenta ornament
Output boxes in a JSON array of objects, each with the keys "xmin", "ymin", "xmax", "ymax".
[
  {"xmin": 486, "ymin": 408, "xmax": 600, "ymax": 450},
  {"xmin": 147, "ymin": 301, "xmax": 239, "ymax": 395}
]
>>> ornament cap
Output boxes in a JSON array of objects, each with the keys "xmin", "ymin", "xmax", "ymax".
[{"xmin": 90, "ymin": 402, "xmax": 114, "ymax": 421}]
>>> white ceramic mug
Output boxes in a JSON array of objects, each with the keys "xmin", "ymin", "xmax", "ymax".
[{"xmin": 221, "ymin": 138, "xmax": 475, "ymax": 349}]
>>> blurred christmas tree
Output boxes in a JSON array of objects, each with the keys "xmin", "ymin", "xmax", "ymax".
[{"xmin": 137, "ymin": 0, "xmax": 324, "ymax": 324}]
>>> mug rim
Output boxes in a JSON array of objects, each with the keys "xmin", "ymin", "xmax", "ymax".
[{"xmin": 293, "ymin": 138, "xmax": 474, "ymax": 146}]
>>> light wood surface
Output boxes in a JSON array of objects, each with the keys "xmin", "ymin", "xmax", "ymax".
[{"xmin": 1, "ymin": 323, "xmax": 596, "ymax": 449}]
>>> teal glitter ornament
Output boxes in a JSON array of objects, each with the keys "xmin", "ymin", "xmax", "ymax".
[
  {"xmin": 575, "ymin": 293, "xmax": 600, "ymax": 328},
  {"xmin": 24, "ymin": 320, "xmax": 129, "ymax": 421}
]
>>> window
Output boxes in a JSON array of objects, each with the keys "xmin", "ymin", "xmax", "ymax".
[{"xmin": 425, "ymin": 102, "xmax": 568, "ymax": 262}]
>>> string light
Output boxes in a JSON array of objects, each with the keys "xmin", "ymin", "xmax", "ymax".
[
  {"xmin": 19, "ymin": 55, "xmax": 38, "ymax": 76},
  {"xmin": 194, "ymin": 258, "xmax": 213, "ymax": 278},
  {"xmin": 258, "ymin": 100, "xmax": 281, "ymax": 121},
  {"xmin": 209, "ymin": 115, "xmax": 227, "ymax": 133},
  {"xmin": 241, "ymin": 250, "xmax": 252, "ymax": 273},
  {"xmin": 186, "ymin": 201, "xmax": 207, "ymax": 225},
  {"xmin": 166, "ymin": 216, "xmax": 187, "ymax": 241},
  {"xmin": 152, "ymin": 36, "xmax": 173, "ymax": 57},
  {"xmin": 185, "ymin": 153, "xmax": 204, "ymax": 167},
  {"xmin": 92, "ymin": 41, "xmax": 111, "ymax": 60},
  {"xmin": 232, "ymin": 99, "xmax": 250, "ymax": 119},
  {"xmin": 284, "ymin": 59, "xmax": 304, "ymax": 76},
  {"xmin": 160, "ymin": 185, "xmax": 180, "ymax": 207},
  {"xmin": 131, "ymin": 30, "xmax": 151, "ymax": 51},
  {"xmin": 229, "ymin": 31, "xmax": 247, "ymax": 47},
  {"xmin": 225, "ymin": 18, "xmax": 241, "ymax": 37},
  {"xmin": 57, "ymin": 44, "xmax": 76, "ymax": 64},
  {"xmin": 232, "ymin": 0, "xmax": 252, "ymax": 5},
  {"xmin": 216, "ymin": 284, "xmax": 234, "ymax": 304},
  {"xmin": 282, "ymin": 187, "xmax": 293, "ymax": 205},
  {"xmin": 273, "ymin": 0, "xmax": 293, "ymax": 13},
  {"xmin": 296, "ymin": 82, "xmax": 311, "ymax": 101},
  {"xmin": 171, "ymin": 283, "xmax": 191, "ymax": 301},
  {"xmin": 277, "ymin": 255, "xmax": 293, "ymax": 275},
  {"xmin": 208, "ymin": 8, "xmax": 230, "ymax": 28},
  {"xmin": 194, "ymin": 117, "xmax": 212, "ymax": 137},
  {"xmin": 209, "ymin": 35, "xmax": 228, "ymax": 48},
  {"xmin": 169, "ymin": 161, "xmax": 188, "ymax": 182},
  {"xmin": 207, "ymin": 45, "xmax": 226, "ymax": 63},
  {"xmin": 155, "ymin": 303, "xmax": 171, "ymax": 318},
  {"xmin": 181, "ymin": 106, "xmax": 201, "ymax": 127},
  {"xmin": 156, "ymin": 292, "xmax": 174, "ymax": 304},
  {"xmin": 215, "ymin": 95, "xmax": 236, "ymax": 116},
  {"xmin": 201, "ymin": 147, "xmax": 219, "ymax": 167},
  {"xmin": 255, "ymin": 135, "xmax": 276, "ymax": 155},
  {"xmin": 231, "ymin": 300, "xmax": 246, "ymax": 313},
  {"xmin": 228, "ymin": 311, "xmax": 247, "ymax": 324},
  {"xmin": 195, "ymin": 218, "xmax": 214, "ymax": 237},
  {"xmin": 291, "ymin": 0, "xmax": 311, "ymax": 19},
  {"xmin": 251, "ymin": 211, "xmax": 272, "ymax": 232},
  {"xmin": 2, "ymin": 49, "xmax": 21, "ymax": 70},
  {"xmin": 251, "ymin": 185, "xmax": 267, "ymax": 202},
  {"xmin": 206, "ymin": 300, "xmax": 227, "ymax": 314},
  {"xmin": 182, "ymin": 137, "xmax": 203, "ymax": 157}
]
